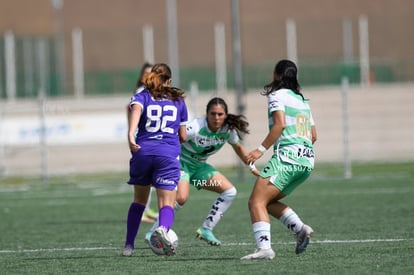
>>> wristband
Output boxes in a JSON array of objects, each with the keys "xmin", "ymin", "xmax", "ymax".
[
  {"xmin": 248, "ymin": 163, "xmax": 256, "ymax": 171},
  {"xmin": 258, "ymin": 145, "xmax": 266, "ymax": 153}
]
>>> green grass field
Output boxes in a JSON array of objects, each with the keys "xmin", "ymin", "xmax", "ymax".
[{"xmin": 1, "ymin": 162, "xmax": 413, "ymax": 274}]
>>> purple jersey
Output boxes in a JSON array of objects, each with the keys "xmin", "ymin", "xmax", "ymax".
[{"xmin": 129, "ymin": 89, "xmax": 188, "ymax": 158}]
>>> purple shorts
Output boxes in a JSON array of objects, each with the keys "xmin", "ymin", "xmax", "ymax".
[{"xmin": 128, "ymin": 153, "xmax": 180, "ymax": 191}]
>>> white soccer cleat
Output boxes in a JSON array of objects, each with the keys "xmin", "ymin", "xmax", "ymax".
[
  {"xmin": 151, "ymin": 226, "xmax": 176, "ymax": 256},
  {"xmin": 240, "ymin": 248, "xmax": 275, "ymax": 260},
  {"xmin": 121, "ymin": 245, "xmax": 134, "ymax": 257},
  {"xmin": 295, "ymin": 224, "xmax": 313, "ymax": 254}
]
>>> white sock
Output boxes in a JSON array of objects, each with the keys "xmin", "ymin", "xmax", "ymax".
[
  {"xmin": 253, "ymin": 221, "xmax": 271, "ymax": 249},
  {"xmin": 149, "ymin": 216, "xmax": 159, "ymax": 232},
  {"xmin": 202, "ymin": 187, "xmax": 237, "ymax": 230},
  {"xmin": 174, "ymin": 201, "xmax": 183, "ymax": 211},
  {"xmin": 279, "ymin": 208, "xmax": 304, "ymax": 233}
]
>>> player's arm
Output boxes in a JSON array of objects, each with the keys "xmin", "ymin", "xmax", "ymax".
[
  {"xmin": 128, "ymin": 104, "xmax": 142, "ymax": 152},
  {"xmin": 248, "ymin": 110, "xmax": 285, "ymax": 163},
  {"xmin": 311, "ymin": 125, "xmax": 317, "ymax": 144},
  {"xmin": 231, "ymin": 136, "xmax": 260, "ymax": 176},
  {"xmin": 126, "ymin": 105, "xmax": 131, "ymax": 124},
  {"xmin": 178, "ymin": 124, "xmax": 187, "ymax": 143},
  {"xmin": 248, "ymin": 162, "xmax": 260, "ymax": 177},
  {"xmin": 309, "ymin": 111, "xmax": 317, "ymax": 144},
  {"xmin": 179, "ymin": 100, "xmax": 188, "ymax": 143},
  {"xmin": 263, "ymin": 110, "xmax": 286, "ymax": 148},
  {"xmin": 126, "ymin": 95, "xmax": 136, "ymax": 125},
  {"xmin": 231, "ymin": 141, "xmax": 249, "ymax": 165}
]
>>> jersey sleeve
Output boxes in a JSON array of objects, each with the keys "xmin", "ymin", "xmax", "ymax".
[
  {"xmin": 227, "ymin": 129, "xmax": 240, "ymax": 145},
  {"xmin": 179, "ymin": 99, "xmax": 189, "ymax": 125},
  {"xmin": 305, "ymin": 101, "xmax": 315, "ymax": 126},
  {"xmin": 185, "ymin": 118, "xmax": 199, "ymax": 140},
  {"xmin": 129, "ymin": 90, "xmax": 147, "ymax": 110},
  {"xmin": 310, "ymin": 112, "xmax": 315, "ymax": 126},
  {"xmin": 268, "ymin": 92, "xmax": 285, "ymax": 113}
]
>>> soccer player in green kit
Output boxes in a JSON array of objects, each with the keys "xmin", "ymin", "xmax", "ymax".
[
  {"xmin": 146, "ymin": 97, "xmax": 250, "ymax": 246},
  {"xmin": 242, "ymin": 59, "xmax": 317, "ymax": 260}
]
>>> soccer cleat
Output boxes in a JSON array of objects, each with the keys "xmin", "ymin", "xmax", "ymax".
[
  {"xmin": 240, "ymin": 248, "xmax": 275, "ymax": 260},
  {"xmin": 151, "ymin": 226, "xmax": 175, "ymax": 256},
  {"xmin": 196, "ymin": 227, "xmax": 221, "ymax": 246},
  {"xmin": 141, "ymin": 212, "xmax": 155, "ymax": 223},
  {"xmin": 145, "ymin": 208, "xmax": 159, "ymax": 220},
  {"xmin": 144, "ymin": 231, "xmax": 152, "ymax": 244},
  {"xmin": 295, "ymin": 224, "xmax": 314, "ymax": 254},
  {"xmin": 121, "ymin": 245, "xmax": 134, "ymax": 257}
]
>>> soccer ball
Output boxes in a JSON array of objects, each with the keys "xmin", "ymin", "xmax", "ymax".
[{"xmin": 148, "ymin": 229, "xmax": 178, "ymax": 256}]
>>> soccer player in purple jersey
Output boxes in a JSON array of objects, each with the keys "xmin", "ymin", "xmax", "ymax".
[
  {"xmin": 122, "ymin": 63, "xmax": 188, "ymax": 257},
  {"xmin": 127, "ymin": 62, "xmax": 159, "ymax": 224}
]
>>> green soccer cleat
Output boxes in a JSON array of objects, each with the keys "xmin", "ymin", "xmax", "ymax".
[
  {"xmin": 196, "ymin": 227, "xmax": 221, "ymax": 246},
  {"xmin": 295, "ymin": 224, "xmax": 313, "ymax": 254},
  {"xmin": 145, "ymin": 208, "xmax": 159, "ymax": 220},
  {"xmin": 141, "ymin": 211, "xmax": 155, "ymax": 223},
  {"xmin": 144, "ymin": 231, "xmax": 152, "ymax": 244}
]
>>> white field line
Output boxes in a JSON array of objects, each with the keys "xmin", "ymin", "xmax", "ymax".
[
  {"xmin": 0, "ymin": 238, "xmax": 412, "ymax": 254},
  {"xmin": 225, "ymin": 238, "xmax": 413, "ymax": 246},
  {"xmin": 0, "ymin": 246, "xmax": 119, "ymax": 254}
]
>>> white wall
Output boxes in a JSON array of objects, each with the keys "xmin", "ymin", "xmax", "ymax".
[{"xmin": 1, "ymin": 83, "xmax": 413, "ymax": 176}]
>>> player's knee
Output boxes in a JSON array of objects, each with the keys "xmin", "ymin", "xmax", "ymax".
[
  {"xmin": 247, "ymin": 199, "xmax": 260, "ymax": 212},
  {"xmin": 221, "ymin": 186, "xmax": 237, "ymax": 200},
  {"xmin": 248, "ymin": 195, "xmax": 270, "ymax": 213},
  {"xmin": 176, "ymin": 194, "xmax": 188, "ymax": 206}
]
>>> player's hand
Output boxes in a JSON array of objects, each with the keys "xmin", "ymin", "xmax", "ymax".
[
  {"xmin": 247, "ymin": 149, "xmax": 263, "ymax": 164},
  {"xmin": 129, "ymin": 141, "xmax": 141, "ymax": 152}
]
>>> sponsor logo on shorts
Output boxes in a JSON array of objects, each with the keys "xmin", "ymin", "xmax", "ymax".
[
  {"xmin": 156, "ymin": 177, "xmax": 176, "ymax": 185},
  {"xmin": 276, "ymin": 165, "xmax": 312, "ymax": 172}
]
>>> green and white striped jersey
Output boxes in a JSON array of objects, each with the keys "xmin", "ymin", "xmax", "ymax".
[
  {"xmin": 181, "ymin": 117, "xmax": 239, "ymax": 164},
  {"xmin": 268, "ymin": 88, "xmax": 315, "ymax": 167}
]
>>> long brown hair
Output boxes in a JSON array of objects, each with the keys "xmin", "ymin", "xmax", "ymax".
[
  {"xmin": 135, "ymin": 62, "xmax": 152, "ymax": 88},
  {"xmin": 142, "ymin": 63, "xmax": 185, "ymax": 101}
]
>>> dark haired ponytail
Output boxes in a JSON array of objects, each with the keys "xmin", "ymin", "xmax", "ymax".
[
  {"xmin": 226, "ymin": 114, "xmax": 250, "ymax": 138},
  {"xmin": 263, "ymin": 59, "xmax": 305, "ymax": 101}
]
